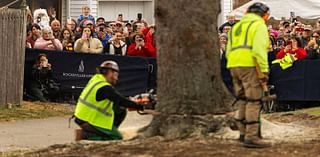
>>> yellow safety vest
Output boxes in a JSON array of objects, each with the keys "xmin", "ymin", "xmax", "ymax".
[
  {"xmin": 75, "ymin": 74, "xmax": 114, "ymax": 130},
  {"xmin": 226, "ymin": 13, "xmax": 269, "ymax": 71},
  {"xmin": 272, "ymin": 53, "xmax": 297, "ymax": 70}
]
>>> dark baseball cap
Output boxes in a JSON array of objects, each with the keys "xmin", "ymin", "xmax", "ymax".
[{"xmin": 96, "ymin": 17, "xmax": 105, "ymax": 22}]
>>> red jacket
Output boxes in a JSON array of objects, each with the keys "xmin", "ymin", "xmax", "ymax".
[
  {"xmin": 145, "ymin": 31, "xmax": 155, "ymax": 48},
  {"xmin": 127, "ymin": 43, "xmax": 156, "ymax": 58},
  {"xmin": 26, "ymin": 35, "xmax": 37, "ymax": 48},
  {"xmin": 276, "ymin": 48, "xmax": 307, "ymax": 60}
]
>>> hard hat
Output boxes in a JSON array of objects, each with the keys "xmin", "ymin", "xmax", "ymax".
[
  {"xmin": 247, "ymin": 2, "xmax": 269, "ymax": 16},
  {"xmin": 100, "ymin": 60, "xmax": 119, "ymax": 72}
]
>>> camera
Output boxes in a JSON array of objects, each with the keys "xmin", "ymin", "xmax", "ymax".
[
  {"xmin": 37, "ymin": 16, "xmax": 41, "ymax": 23},
  {"xmin": 137, "ymin": 13, "xmax": 142, "ymax": 21},
  {"xmin": 277, "ymin": 39, "xmax": 285, "ymax": 47}
]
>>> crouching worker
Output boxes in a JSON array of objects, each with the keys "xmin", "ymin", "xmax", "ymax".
[{"xmin": 74, "ymin": 60, "xmax": 154, "ymax": 141}]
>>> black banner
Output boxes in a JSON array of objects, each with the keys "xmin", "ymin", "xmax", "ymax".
[
  {"xmin": 24, "ymin": 48, "xmax": 157, "ymax": 98},
  {"xmin": 270, "ymin": 60, "xmax": 320, "ymax": 101}
]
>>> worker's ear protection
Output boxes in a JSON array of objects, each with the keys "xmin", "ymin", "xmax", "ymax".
[
  {"xmin": 262, "ymin": 11, "xmax": 270, "ymax": 23},
  {"xmin": 97, "ymin": 67, "xmax": 107, "ymax": 74}
]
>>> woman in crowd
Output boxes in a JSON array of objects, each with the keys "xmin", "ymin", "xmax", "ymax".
[
  {"xmin": 34, "ymin": 27, "xmax": 63, "ymax": 51},
  {"xmin": 305, "ymin": 30, "xmax": 320, "ymax": 59},
  {"xmin": 108, "ymin": 32, "xmax": 127, "ymax": 55},
  {"xmin": 26, "ymin": 23, "xmax": 41, "ymax": 48},
  {"xmin": 276, "ymin": 36, "xmax": 307, "ymax": 60},
  {"xmin": 60, "ymin": 28, "xmax": 75, "ymax": 52},
  {"xmin": 28, "ymin": 54, "xmax": 59, "ymax": 102},
  {"xmin": 127, "ymin": 33, "xmax": 156, "ymax": 58},
  {"xmin": 65, "ymin": 18, "xmax": 77, "ymax": 35},
  {"xmin": 219, "ymin": 33, "xmax": 234, "ymax": 95},
  {"xmin": 74, "ymin": 26, "xmax": 103, "ymax": 53}
]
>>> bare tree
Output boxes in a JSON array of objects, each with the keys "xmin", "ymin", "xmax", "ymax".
[{"xmin": 142, "ymin": 0, "xmax": 233, "ymax": 139}]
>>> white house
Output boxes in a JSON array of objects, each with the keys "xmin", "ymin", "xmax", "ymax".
[
  {"xmin": 63, "ymin": 0, "xmax": 154, "ymax": 23},
  {"xmin": 219, "ymin": 0, "xmax": 233, "ymax": 26},
  {"xmin": 65, "ymin": 0, "xmax": 155, "ymax": 24},
  {"xmin": 1, "ymin": 0, "xmax": 154, "ymax": 25}
]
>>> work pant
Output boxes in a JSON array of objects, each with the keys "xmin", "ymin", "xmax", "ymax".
[
  {"xmin": 75, "ymin": 106, "xmax": 127, "ymax": 141},
  {"xmin": 230, "ymin": 67, "xmax": 263, "ymax": 141}
]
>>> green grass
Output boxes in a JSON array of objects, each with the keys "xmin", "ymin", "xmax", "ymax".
[
  {"xmin": 279, "ymin": 107, "xmax": 320, "ymax": 116},
  {"xmin": 300, "ymin": 107, "xmax": 320, "ymax": 116},
  {"xmin": 0, "ymin": 103, "xmax": 74, "ymax": 122}
]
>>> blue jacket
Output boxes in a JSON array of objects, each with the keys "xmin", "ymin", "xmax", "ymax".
[{"xmin": 77, "ymin": 15, "xmax": 95, "ymax": 26}]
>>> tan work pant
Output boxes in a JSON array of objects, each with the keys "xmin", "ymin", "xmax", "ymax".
[{"xmin": 230, "ymin": 67, "xmax": 263, "ymax": 141}]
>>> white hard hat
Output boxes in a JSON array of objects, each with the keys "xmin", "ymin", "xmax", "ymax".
[{"xmin": 100, "ymin": 60, "xmax": 119, "ymax": 72}]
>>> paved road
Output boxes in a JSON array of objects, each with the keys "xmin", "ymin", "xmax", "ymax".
[{"xmin": 0, "ymin": 112, "xmax": 153, "ymax": 152}]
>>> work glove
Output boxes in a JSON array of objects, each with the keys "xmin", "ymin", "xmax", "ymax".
[{"xmin": 259, "ymin": 72, "xmax": 269, "ymax": 84}]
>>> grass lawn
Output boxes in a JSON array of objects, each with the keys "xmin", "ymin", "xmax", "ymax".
[{"xmin": 0, "ymin": 101, "xmax": 74, "ymax": 122}]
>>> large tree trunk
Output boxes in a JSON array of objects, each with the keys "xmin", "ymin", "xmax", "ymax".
[{"xmin": 142, "ymin": 0, "xmax": 234, "ymax": 139}]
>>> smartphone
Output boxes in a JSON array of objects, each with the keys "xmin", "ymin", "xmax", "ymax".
[
  {"xmin": 137, "ymin": 13, "xmax": 142, "ymax": 20},
  {"xmin": 290, "ymin": 12, "xmax": 295, "ymax": 18},
  {"xmin": 48, "ymin": 32, "xmax": 54, "ymax": 39},
  {"xmin": 82, "ymin": 33, "xmax": 87, "ymax": 39},
  {"xmin": 42, "ymin": 59, "xmax": 48, "ymax": 67},
  {"xmin": 295, "ymin": 27, "xmax": 304, "ymax": 32}
]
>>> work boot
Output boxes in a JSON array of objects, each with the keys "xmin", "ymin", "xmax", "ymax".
[
  {"xmin": 75, "ymin": 129, "xmax": 83, "ymax": 141},
  {"xmin": 243, "ymin": 139, "xmax": 271, "ymax": 148}
]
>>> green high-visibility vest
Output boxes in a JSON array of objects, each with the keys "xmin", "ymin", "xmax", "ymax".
[
  {"xmin": 75, "ymin": 74, "xmax": 114, "ymax": 130},
  {"xmin": 226, "ymin": 13, "xmax": 269, "ymax": 71}
]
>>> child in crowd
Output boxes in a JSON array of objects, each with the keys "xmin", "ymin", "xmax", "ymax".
[{"xmin": 77, "ymin": 6, "xmax": 95, "ymax": 26}]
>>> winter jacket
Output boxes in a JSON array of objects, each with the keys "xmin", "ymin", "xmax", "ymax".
[
  {"xmin": 127, "ymin": 43, "xmax": 156, "ymax": 58},
  {"xmin": 276, "ymin": 48, "xmax": 307, "ymax": 60},
  {"xmin": 109, "ymin": 40, "xmax": 127, "ymax": 56},
  {"xmin": 77, "ymin": 15, "xmax": 95, "ymax": 26},
  {"xmin": 74, "ymin": 37, "xmax": 103, "ymax": 54},
  {"xmin": 34, "ymin": 38, "xmax": 63, "ymax": 51},
  {"xmin": 26, "ymin": 35, "xmax": 38, "ymax": 48}
]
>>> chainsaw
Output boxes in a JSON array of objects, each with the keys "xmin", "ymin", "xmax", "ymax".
[{"xmin": 129, "ymin": 89, "xmax": 157, "ymax": 115}]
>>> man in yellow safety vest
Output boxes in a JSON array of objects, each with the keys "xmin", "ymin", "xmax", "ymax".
[
  {"xmin": 74, "ymin": 60, "xmax": 155, "ymax": 140},
  {"xmin": 226, "ymin": 2, "xmax": 271, "ymax": 148}
]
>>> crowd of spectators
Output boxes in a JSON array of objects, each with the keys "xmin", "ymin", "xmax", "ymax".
[
  {"xmin": 219, "ymin": 13, "xmax": 320, "ymax": 95},
  {"xmin": 26, "ymin": 5, "xmax": 157, "ymax": 58},
  {"xmin": 25, "ymin": 6, "xmax": 157, "ymax": 101},
  {"xmin": 219, "ymin": 13, "xmax": 320, "ymax": 64}
]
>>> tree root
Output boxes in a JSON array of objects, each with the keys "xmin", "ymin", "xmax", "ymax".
[{"xmin": 137, "ymin": 113, "xmax": 236, "ymax": 140}]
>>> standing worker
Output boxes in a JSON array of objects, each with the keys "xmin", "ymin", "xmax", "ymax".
[
  {"xmin": 226, "ymin": 2, "xmax": 271, "ymax": 148},
  {"xmin": 73, "ymin": 60, "xmax": 155, "ymax": 140}
]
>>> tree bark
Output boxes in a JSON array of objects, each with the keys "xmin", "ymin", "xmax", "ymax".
[{"xmin": 141, "ymin": 0, "xmax": 234, "ymax": 139}]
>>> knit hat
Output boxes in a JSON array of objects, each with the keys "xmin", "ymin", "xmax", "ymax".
[
  {"xmin": 219, "ymin": 33, "xmax": 228, "ymax": 40},
  {"xmin": 83, "ymin": 20, "xmax": 93, "ymax": 26}
]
